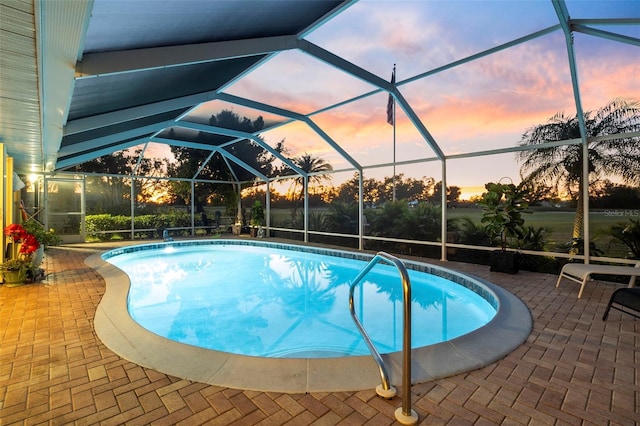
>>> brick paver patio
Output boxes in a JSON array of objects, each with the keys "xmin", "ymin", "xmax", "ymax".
[{"xmin": 1, "ymin": 244, "xmax": 638, "ymax": 425}]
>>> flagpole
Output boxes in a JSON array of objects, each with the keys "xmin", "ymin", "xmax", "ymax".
[{"xmin": 392, "ymin": 64, "xmax": 396, "ymax": 202}]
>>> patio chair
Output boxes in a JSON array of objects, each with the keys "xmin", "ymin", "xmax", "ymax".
[
  {"xmin": 602, "ymin": 288, "xmax": 640, "ymax": 320},
  {"xmin": 556, "ymin": 261, "xmax": 640, "ymax": 299}
]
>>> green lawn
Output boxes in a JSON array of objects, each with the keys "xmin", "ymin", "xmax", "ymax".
[
  {"xmin": 269, "ymin": 206, "xmax": 636, "ymax": 258},
  {"xmin": 448, "ymin": 207, "xmax": 634, "ymax": 257}
]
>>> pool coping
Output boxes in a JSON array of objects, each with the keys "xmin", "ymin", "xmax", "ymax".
[{"xmin": 89, "ymin": 240, "xmax": 532, "ymax": 393}]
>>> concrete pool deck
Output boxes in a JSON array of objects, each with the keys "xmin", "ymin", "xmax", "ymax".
[
  {"xmin": 88, "ymin": 240, "xmax": 531, "ymax": 393},
  {"xmin": 1, "ymin": 240, "xmax": 638, "ymax": 424}
]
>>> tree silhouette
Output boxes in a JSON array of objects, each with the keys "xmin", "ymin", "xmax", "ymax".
[
  {"xmin": 517, "ymin": 98, "xmax": 640, "ymax": 251},
  {"xmin": 288, "ymin": 153, "xmax": 333, "ymax": 200},
  {"xmin": 74, "ymin": 148, "xmax": 167, "ymax": 214},
  {"xmin": 333, "ymin": 174, "xmax": 448, "ymax": 206},
  {"xmin": 430, "ymin": 181, "xmax": 461, "ymax": 205},
  {"xmin": 166, "ymin": 110, "xmax": 286, "ymax": 209},
  {"xmin": 286, "ymin": 153, "xmax": 333, "ymax": 219}
]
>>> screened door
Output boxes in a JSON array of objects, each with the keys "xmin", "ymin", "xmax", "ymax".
[{"xmin": 45, "ymin": 177, "xmax": 85, "ymax": 243}]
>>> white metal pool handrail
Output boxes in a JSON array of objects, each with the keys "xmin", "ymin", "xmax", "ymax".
[{"xmin": 348, "ymin": 251, "xmax": 418, "ymax": 425}]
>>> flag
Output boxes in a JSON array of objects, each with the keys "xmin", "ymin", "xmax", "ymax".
[{"xmin": 386, "ymin": 68, "xmax": 395, "ymax": 125}]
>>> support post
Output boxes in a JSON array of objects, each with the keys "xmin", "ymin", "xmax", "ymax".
[
  {"xmin": 358, "ymin": 171, "xmax": 364, "ymax": 250},
  {"xmin": 441, "ymin": 159, "xmax": 447, "ymax": 261}
]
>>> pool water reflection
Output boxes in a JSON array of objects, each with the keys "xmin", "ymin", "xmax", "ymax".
[{"xmin": 106, "ymin": 243, "xmax": 495, "ymax": 358}]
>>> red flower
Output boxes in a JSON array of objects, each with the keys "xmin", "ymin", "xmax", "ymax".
[
  {"xmin": 4, "ymin": 224, "xmax": 40, "ymax": 260},
  {"xmin": 4, "ymin": 224, "xmax": 28, "ymax": 243},
  {"xmin": 19, "ymin": 234, "xmax": 40, "ymax": 255}
]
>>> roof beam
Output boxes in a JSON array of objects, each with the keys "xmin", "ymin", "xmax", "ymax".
[
  {"xmin": 64, "ymin": 67, "xmax": 311, "ymax": 138},
  {"xmin": 216, "ymin": 94, "xmax": 363, "ymax": 171},
  {"xmin": 552, "ymin": 0, "xmax": 587, "ymax": 140},
  {"xmin": 215, "ymin": 93, "xmax": 363, "ymax": 171},
  {"xmin": 214, "ymin": 148, "xmax": 268, "ymax": 182},
  {"xmin": 55, "ymin": 137, "xmax": 149, "ymax": 170},
  {"xmin": 302, "ymin": 118, "xmax": 362, "ymax": 171},
  {"xmin": 300, "ymin": 24, "xmax": 561, "ymax": 122},
  {"xmin": 298, "ymin": 40, "xmax": 447, "ymax": 161},
  {"xmin": 572, "ymin": 18, "xmax": 640, "ymax": 26},
  {"xmin": 152, "ymin": 137, "xmax": 216, "ymax": 151},
  {"xmin": 58, "ymin": 121, "xmax": 172, "ymax": 156},
  {"xmin": 393, "ymin": 91, "xmax": 444, "ymax": 160},
  {"xmin": 75, "ymin": 35, "xmax": 299, "ymax": 78},
  {"xmin": 156, "ymin": 139, "xmax": 270, "ymax": 182},
  {"xmin": 217, "ymin": 93, "xmax": 307, "ymax": 122},
  {"xmin": 298, "ymin": 0, "xmax": 357, "ymax": 38},
  {"xmin": 297, "ymin": 39, "xmax": 392, "ymax": 91},
  {"xmin": 64, "ymin": 94, "xmax": 216, "ymax": 135},
  {"xmin": 175, "ymin": 121, "xmax": 306, "ymax": 176},
  {"xmin": 400, "ymin": 24, "xmax": 561, "ymax": 86},
  {"xmin": 572, "ymin": 24, "xmax": 640, "ymax": 46}
]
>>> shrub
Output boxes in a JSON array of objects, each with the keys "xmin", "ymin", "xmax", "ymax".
[
  {"xmin": 608, "ymin": 218, "xmax": 640, "ymax": 259},
  {"xmin": 324, "ymin": 201, "xmax": 359, "ymax": 234},
  {"xmin": 451, "ymin": 217, "xmax": 491, "ymax": 246},
  {"xmin": 363, "ymin": 201, "xmax": 441, "ymax": 256},
  {"xmin": 85, "ymin": 214, "xmax": 126, "ymax": 240},
  {"xmin": 85, "ymin": 211, "xmax": 193, "ymax": 240},
  {"xmin": 518, "ymin": 226, "xmax": 552, "ymax": 251}
]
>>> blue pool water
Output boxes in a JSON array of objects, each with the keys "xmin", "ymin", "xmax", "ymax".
[{"xmin": 104, "ymin": 241, "xmax": 497, "ymax": 358}]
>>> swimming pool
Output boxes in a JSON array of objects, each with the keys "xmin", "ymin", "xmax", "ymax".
[
  {"xmin": 106, "ymin": 242, "xmax": 495, "ymax": 358},
  {"xmin": 91, "ymin": 239, "xmax": 531, "ymax": 392}
]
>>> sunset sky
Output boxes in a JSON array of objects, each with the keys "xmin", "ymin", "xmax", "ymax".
[{"xmin": 144, "ymin": 0, "xmax": 639, "ymax": 200}]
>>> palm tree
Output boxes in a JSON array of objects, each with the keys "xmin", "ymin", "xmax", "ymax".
[
  {"xmin": 517, "ymin": 98, "xmax": 640, "ymax": 251},
  {"xmin": 289, "ymin": 153, "xmax": 333, "ymax": 202}
]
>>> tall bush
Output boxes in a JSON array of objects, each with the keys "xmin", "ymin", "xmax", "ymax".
[{"xmin": 479, "ymin": 182, "xmax": 529, "ymax": 250}]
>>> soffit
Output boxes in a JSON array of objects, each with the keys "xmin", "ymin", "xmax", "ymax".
[{"xmin": 0, "ymin": 0, "xmax": 40, "ymax": 172}]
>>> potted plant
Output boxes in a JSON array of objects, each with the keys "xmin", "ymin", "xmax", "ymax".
[
  {"xmin": 22, "ymin": 219, "xmax": 61, "ymax": 267},
  {"xmin": 1, "ymin": 223, "xmax": 40, "ymax": 286},
  {"xmin": 479, "ymin": 181, "xmax": 529, "ymax": 274},
  {"xmin": 22, "ymin": 219, "xmax": 61, "ymax": 248},
  {"xmin": 250, "ymin": 201, "xmax": 265, "ymax": 237}
]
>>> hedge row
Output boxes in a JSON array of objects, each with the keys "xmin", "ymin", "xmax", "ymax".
[{"xmin": 85, "ymin": 212, "xmax": 193, "ymax": 241}]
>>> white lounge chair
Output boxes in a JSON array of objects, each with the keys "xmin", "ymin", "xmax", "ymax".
[{"xmin": 556, "ymin": 261, "xmax": 640, "ymax": 299}]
